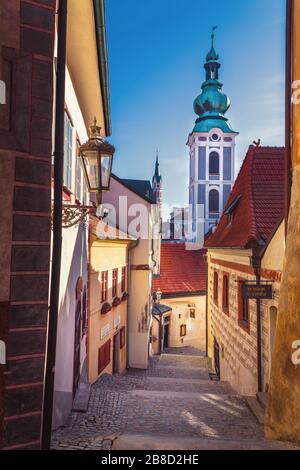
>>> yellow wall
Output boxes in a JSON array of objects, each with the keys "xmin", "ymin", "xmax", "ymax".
[
  {"xmin": 165, "ymin": 296, "xmax": 206, "ymax": 350},
  {"xmin": 88, "ymin": 237, "xmax": 130, "ymax": 383},
  {"xmin": 265, "ymin": 1, "xmax": 300, "ymax": 442}
]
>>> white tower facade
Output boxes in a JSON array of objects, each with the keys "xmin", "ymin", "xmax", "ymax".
[
  {"xmin": 188, "ymin": 128, "xmax": 237, "ymax": 239},
  {"xmin": 188, "ymin": 29, "xmax": 238, "ymax": 241}
]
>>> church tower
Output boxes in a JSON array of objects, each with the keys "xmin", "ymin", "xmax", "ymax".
[
  {"xmin": 188, "ymin": 28, "xmax": 239, "ymax": 241},
  {"xmin": 152, "ymin": 151, "xmax": 163, "ymax": 207}
]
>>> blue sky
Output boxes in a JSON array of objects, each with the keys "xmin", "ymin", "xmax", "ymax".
[{"xmin": 106, "ymin": 0, "xmax": 286, "ymax": 218}]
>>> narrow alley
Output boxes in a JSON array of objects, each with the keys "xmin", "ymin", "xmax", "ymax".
[{"xmin": 51, "ymin": 350, "xmax": 297, "ymax": 451}]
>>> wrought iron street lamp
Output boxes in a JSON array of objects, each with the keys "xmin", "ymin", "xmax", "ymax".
[
  {"xmin": 61, "ymin": 119, "xmax": 115, "ymax": 228},
  {"xmin": 79, "ymin": 118, "xmax": 115, "ymax": 206}
]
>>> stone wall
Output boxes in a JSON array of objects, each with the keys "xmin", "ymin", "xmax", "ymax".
[{"xmin": 209, "ymin": 252, "xmax": 281, "ymax": 396}]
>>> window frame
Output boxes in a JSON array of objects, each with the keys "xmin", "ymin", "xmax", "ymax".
[
  {"xmin": 222, "ymin": 274, "xmax": 229, "ymax": 314},
  {"xmin": 63, "ymin": 112, "xmax": 73, "ymax": 191},
  {"xmin": 209, "ymin": 189, "xmax": 219, "ymax": 214},
  {"xmin": 75, "ymin": 140, "xmax": 82, "ymax": 202},
  {"xmin": 238, "ymin": 278, "xmax": 250, "ymax": 333},
  {"xmin": 120, "ymin": 326, "xmax": 126, "ymax": 349},
  {"xmin": 209, "ymin": 151, "xmax": 220, "ymax": 176},
  {"xmin": 180, "ymin": 325, "xmax": 187, "ymax": 337},
  {"xmin": 112, "ymin": 268, "xmax": 118, "ymax": 298},
  {"xmin": 213, "ymin": 271, "xmax": 219, "ymax": 305},
  {"xmin": 101, "ymin": 271, "xmax": 108, "ymax": 303},
  {"xmin": 121, "ymin": 266, "xmax": 126, "ymax": 293}
]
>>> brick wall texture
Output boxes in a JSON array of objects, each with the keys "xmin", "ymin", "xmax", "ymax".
[{"xmin": 0, "ymin": 0, "xmax": 56, "ymax": 450}]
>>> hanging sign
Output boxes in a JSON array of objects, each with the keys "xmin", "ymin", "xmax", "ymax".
[{"xmin": 242, "ymin": 283, "xmax": 273, "ymax": 300}]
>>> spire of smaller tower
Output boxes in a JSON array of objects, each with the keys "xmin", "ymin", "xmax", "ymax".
[{"xmin": 155, "ymin": 148, "xmax": 160, "ymax": 179}]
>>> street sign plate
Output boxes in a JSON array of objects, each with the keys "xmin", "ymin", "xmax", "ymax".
[{"xmin": 242, "ymin": 284, "xmax": 273, "ymax": 300}]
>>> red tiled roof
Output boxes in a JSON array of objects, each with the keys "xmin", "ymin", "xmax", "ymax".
[
  {"xmin": 205, "ymin": 146, "xmax": 285, "ymax": 249},
  {"xmin": 153, "ymin": 243, "xmax": 207, "ymax": 295}
]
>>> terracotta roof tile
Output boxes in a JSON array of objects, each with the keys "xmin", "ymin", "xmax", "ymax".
[
  {"xmin": 153, "ymin": 243, "xmax": 207, "ymax": 295},
  {"xmin": 205, "ymin": 146, "xmax": 285, "ymax": 248}
]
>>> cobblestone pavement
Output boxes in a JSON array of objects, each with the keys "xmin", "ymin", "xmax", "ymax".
[{"xmin": 51, "ymin": 351, "xmax": 298, "ymax": 450}]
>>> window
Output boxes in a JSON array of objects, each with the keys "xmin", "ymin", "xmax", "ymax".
[
  {"xmin": 101, "ymin": 271, "xmax": 108, "ymax": 302},
  {"xmin": 112, "ymin": 269, "xmax": 118, "ymax": 297},
  {"xmin": 98, "ymin": 339, "xmax": 111, "ymax": 374},
  {"xmin": 121, "ymin": 267, "xmax": 126, "ymax": 292},
  {"xmin": 190, "ymin": 309, "xmax": 196, "ymax": 319},
  {"xmin": 238, "ymin": 280, "xmax": 250, "ymax": 331},
  {"xmin": 120, "ymin": 326, "xmax": 126, "ymax": 349},
  {"xmin": 209, "ymin": 151, "xmax": 219, "ymax": 175},
  {"xmin": 222, "ymin": 275, "xmax": 229, "ymax": 313},
  {"xmin": 209, "ymin": 189, "xmax": 219, "ymax": 213},
  {"xmin": 211, "ymin": 133, "xmax": 220, "ymax": 142},
  {"xmin": 75, "ymin": 141, "xmax": 82, "ymax": 201},
  {"xmin": 213, "ymin": 272, "xmax": 219, "ymax": 305},
  {"xmin": 180, "ymin": 325, "xmax": 187, "ymax": 337},
  {"xmin": 64, "ymin": 112, "xmax": 73, "ymax": 190}
]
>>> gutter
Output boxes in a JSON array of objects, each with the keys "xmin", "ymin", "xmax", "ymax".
[
  {"xmin": 251, "ymin": 247, "xmax": 263, "ymax": 393},
  {"xmin": 126, "ymin": 238, "xmax": 140, "ymax": 369},
  {"xmin": 285, "ymin": 0, "xmax": 293, "ymax": 235},
  {"xmin": 93, "ymin": 0, "xmax": 112, "ymax": 137},
  {"xmin": 42, "ymin": 0, "xmax": 68, "ymax": 450}
]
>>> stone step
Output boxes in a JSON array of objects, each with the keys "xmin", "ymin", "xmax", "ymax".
[
  {"xmin": 245, "ymin": 396, "xmax": 265, "ymax": 425},
  {"xmin": 256, "ymin": 392, "xmax": 268, "ymax": 410},
  {"xmin": 145, "ymin": 376, "xmax": 233, "ymax": 393},
  {"xmin": 73, "ymin": 382, "xmax": 91, "ymax": 412},
  {"xmin": 129, "ymin": 389, "xmax": 234, "ymax": 400},
  {"xmin": 112, "ymin": 432, "xmax": 298, "ymax": 451}
]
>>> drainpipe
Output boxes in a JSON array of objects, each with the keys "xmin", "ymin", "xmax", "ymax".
[
  {"xmin": 285, "ymin": 0, "xmax": 293, "ymax": 236},
  {"xmin": 251, "ymin": 248, "xmax": 263, "ymax": 393},
  {"xmin": 126, "ymin": 239, "xmax": 139, "ymax": 369},
  {"xmin": 41, "ymin": 0, "xmax": 68, "ymax": 450}
]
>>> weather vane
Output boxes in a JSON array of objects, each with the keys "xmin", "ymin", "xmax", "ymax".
[{"xmin": 211, "ymin": 26, "xmax": 217, "ymax": 45}]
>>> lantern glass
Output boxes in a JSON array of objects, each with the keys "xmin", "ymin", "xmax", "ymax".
[
  {"xmin": 81, "ymin": 149, "xmax": 99, "ymax": 192},
  {"xmin": 101, "ymin": 154, "xmax": 113, "ymax": 190}
]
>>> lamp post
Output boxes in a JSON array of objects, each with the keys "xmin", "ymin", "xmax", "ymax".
[{"xmin": 60, "ymin": 118, "xmax": 115, "ymax": 228}]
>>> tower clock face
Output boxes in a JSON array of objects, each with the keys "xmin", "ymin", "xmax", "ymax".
[{"xmin": 211, "ymin": 133, "xmax": 220, "ymax": 142}]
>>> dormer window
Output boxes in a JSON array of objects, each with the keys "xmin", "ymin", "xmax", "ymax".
[{"xmin": 224, "ymin": 195, "xmax": 241, "ymax": 226}]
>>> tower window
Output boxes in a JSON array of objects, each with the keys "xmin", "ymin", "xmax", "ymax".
[
  {"xmin": 209, "ymin": 152, "xmax": 219, "ymax": 175},
  {"xmin": 209, "ymin": 189, "xmax": 219, "ymax": 213}
]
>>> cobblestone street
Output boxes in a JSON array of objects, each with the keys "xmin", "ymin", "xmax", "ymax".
[{"xmin": 51, "ymin": 352, "xmax": 298, "ymax": 450}]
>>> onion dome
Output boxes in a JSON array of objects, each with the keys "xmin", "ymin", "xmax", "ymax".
[{"xmin": 192, "ymin": 28, "xmax": 237, "ymax": 134}]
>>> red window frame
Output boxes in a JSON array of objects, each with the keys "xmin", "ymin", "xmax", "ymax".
[
  {"xmin": 120, "ymin": 326, "xmax": 126, "ymax": 349},
  {"xmin": 121, "ymin": 266, "xmax": 126, "ymax": 292},
  {"xmin": 213, "ymin": 271, "xmax": 219, "ymax": 305},
  {"xmin": 222, "ymin": 274, "xmax": 229, "ymax": 314},
  {"xmin": 238, "ymin": 278, "xmax": 250, "ymax": 333},
  {"xmin": 101, "ymin": 271, "xmax": 108, "ymax": 302},
  {"xmin": 112, "ymin": 269, "xmax": 118, "ymax": 297},
  {"xmin": 98, "ymin": 339, "xmax": 111, "ymax": 375}
]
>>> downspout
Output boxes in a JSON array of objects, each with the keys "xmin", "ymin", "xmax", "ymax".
[
  {"xmin": 41, "ymin": 0, "xmax": 67, "ymax": 450},
  {"xmin": 126, "ymin": 238, "xmax": 140, "ymax": 369},
  {"xmin": 251, "ymin": 248, "xmax": 263, "ymax": 393},
  {"xmin": 285, "ymin": 0, "xmax": 293, "ymax": 236}
]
